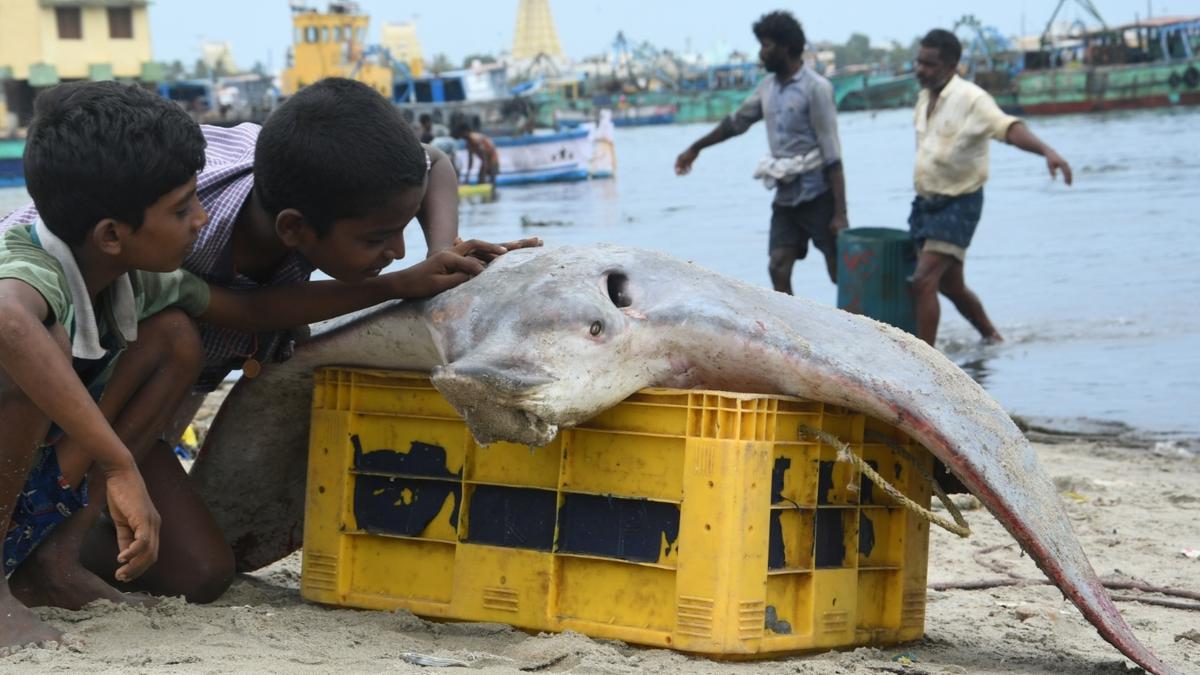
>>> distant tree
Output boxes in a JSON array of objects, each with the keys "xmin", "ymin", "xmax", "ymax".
[
  {"xmin": 835, "ymin": 33, "xmax": 876, "ymax": 69},
  {"xmin": 192, "ymin": 59, "xmax": 210, "ymax": 80},
  {"xmin": 430, "ymin": 53, "xmax": 454, "ymax": 74},
  {"xmin": 251, "ymin": 61, "xmax": 268, "ymax": 77},
  {"xmin": 884, "ymin": 38, "xmax": 922, "ymax": 72},
  {"xmin": 166, "ymin": 60, "xmax": 187, "ymax": 81},
  {"xmin": 833, "ymin": 33, "xmax": 917, "ymax": 71},
  {"xmin": 462, "ymin": 53, "xmax": 497, "ymax": 67}
]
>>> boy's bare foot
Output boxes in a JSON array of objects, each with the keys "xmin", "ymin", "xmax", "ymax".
[
  {"xmin": 981, "ymin": 333, "xmax": 1005, "ymax": 345},
  {"xmin": 0, "ymin": 584, "xmax": 62, "ymax": 651},
  {"xmin": 8, "ymin": 540, "xmax": 132, "ymax": 610}
]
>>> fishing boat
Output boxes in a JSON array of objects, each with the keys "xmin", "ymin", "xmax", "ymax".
[
  {"xmin": 554, "ymin": 103, "xmax": 675, "ymax": 129},
  {"xmin": 284, "ymin": 2, "xmax": 533, "ymax": 135},
  {"xmin": 831, "ymin": 71, "xmax": 920, "ymax": 111},
  {"xmin": 456, "ymin": 113, "xmax": 616, "ymax": 187},
  {"xmin": 0, "ymin": 138, "xmax": 22, "ymax": 188},
  {"xmin": 457, "ymin": 182, "xmax": 495, "ymax": 202},
  {"xmin": 967, "ymin": 13, "xmax": 1200, "ymax": 114}
]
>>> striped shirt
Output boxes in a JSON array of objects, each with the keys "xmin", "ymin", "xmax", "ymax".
[{"xmin": 0, "ymin": 123, "xmax": 315, "ymax": 390}]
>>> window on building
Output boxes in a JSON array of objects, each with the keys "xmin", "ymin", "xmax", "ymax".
[
  {"xmin": 108, "ymin": 7, "xmax": 133, "ymax": 39},
  {"xmin": 56, "ymin": 7, "xmax": 82, "ymax": 40}
]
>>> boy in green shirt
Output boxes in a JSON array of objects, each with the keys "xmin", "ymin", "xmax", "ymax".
[{"xmin": 0, "ymin": 81, "xmax": 514, "ymax": 649}]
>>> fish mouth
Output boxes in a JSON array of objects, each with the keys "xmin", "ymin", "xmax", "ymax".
[{"xmin": 430, "ymin": 363, "xmax": 558, "ymax": 446}]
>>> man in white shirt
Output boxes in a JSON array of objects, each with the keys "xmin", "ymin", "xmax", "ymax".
[{"xmin": 909, "ymin": 29, "xmax": 1072, "ymax": 346}]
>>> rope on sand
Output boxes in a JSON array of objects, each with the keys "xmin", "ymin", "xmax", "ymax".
[
  {"xmin": 929, "ymin": 578, "xmax": 1200, "ymax": 611},
  {"xmin": 798, "ymin": 425, "xmax": 971, "ymax": 538}
]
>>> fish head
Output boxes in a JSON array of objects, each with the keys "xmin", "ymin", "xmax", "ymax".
[{"xmin": 429, "ymin": 246, "xmax": 658, "ymax": 446}]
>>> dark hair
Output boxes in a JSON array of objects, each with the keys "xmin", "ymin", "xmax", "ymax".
[
  {"xmin": 448, "ymin": 112, "xmax": 471, "ymax": 137},
  {"xmin": 418, "ymin": 113, "xmax": 432, "ymax": 125},
  {"xmin": 254, "ymin": 77, "xmax": 426, "ymax": 238},
  {"xmin": 23, "ymin": 81, "xmax": 205, "ymax": 247},
  {"xmin": 921, "ymin": 29, "xmax": 962, "ymax": 65},
  {"xmin": 752, "ymin": 11, "xmax": 806, "ymax": 57}
]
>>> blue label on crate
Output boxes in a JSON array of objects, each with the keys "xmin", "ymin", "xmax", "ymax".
[
  {"xmin": 352, "ymin": 436, "xmax": 461, "ymax": 478},
  {"xmin": 817, "ymin": 461, "xmax": 836, "ymax": 505},
  {"xmin": 465, "ymin": 486, "xmax": 557, "ymax": 550},
  {"xmin": 814, "ymin": 509, "xmax": 848, "ymax": 568},
  {"xmin": 350, "ymin": 435, "xmax": 464, "ymax": 538},
  {"xmin": 768, "ymin": 511, "xmax": 788, "ymax": 569},
  {"xmin": 771, "ymin": 456, "xmax": 791, "ymax": 504},
  {"xmin": 353, "ymin": 474, "xmax": 462, "ymax": 537},
  {"xmin": 859, "ymin": 511, "xmax": 877, "ymax": 558},
  {"xmin": 557, "ymin": 494, "xmax": 680, "ymax": 563}
]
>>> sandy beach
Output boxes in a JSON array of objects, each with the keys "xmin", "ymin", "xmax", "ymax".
[{"xmin": 2, "ymin": 399, "xmax": 1197, "ymax": 674}]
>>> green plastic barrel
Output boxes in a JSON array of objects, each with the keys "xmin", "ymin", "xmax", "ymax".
[{"xmin": 836, "ymin": 228, "xmax": 917, "ymax": 335}]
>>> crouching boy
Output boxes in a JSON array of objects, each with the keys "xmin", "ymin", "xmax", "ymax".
[{"xmin": 0, "ymin": 81, "xmax": 513, "ymax": 650}]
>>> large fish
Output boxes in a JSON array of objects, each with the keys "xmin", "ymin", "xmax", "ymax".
[{"xmin": 193, "ymin": 244, "xmax": 1177, "ymax": 675}]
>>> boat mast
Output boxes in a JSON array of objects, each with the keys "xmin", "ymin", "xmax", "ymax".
[{"xmin": 1041, "ymin": 0, "xmax": 1109, "ymax": 49}]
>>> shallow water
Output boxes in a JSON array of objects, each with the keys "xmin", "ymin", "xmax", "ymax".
[{"xmin": 3, "ymin": 105, "xmax": 1197, "ymax": 436}]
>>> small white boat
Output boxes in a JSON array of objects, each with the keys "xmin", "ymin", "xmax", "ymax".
[{"xmin": 456, "ymin": 111, "xmax": 616, "ymax": 186}]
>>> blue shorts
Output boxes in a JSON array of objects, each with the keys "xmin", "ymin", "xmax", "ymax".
[
  {"xmin": 907, "ymin": 188, "xmax": 984, "ymax": 252},
  {"xmin": 3, "ymin": 444, "xmax": 88, "ymax": 577}
]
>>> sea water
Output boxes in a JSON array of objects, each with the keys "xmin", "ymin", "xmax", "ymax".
[{"xmin": 3, "ymin": 105, "xmax": 1196, "ymax": 436}]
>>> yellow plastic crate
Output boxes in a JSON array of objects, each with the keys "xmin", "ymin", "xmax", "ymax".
[{"xmin": 302, "ymin": 368, "xmax": 933, "ymax": 657}]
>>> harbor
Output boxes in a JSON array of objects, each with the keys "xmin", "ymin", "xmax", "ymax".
[{"xmin": 0, "ymin": 1, "xmax": 1197, "ymax": 673}]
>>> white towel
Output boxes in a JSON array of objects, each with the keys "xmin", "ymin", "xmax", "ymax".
[
  {"xmin": 34, "ymin": 218, "xmax": 137, "ymax": 359},
  {"xmin": 752, "ymin": 149, "xmax": 825, "ymax": 189}
]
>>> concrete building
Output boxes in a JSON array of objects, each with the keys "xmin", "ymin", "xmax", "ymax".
[{"xmin": 0, "ymin": 0, "xmax": 158, "ymax": 131}]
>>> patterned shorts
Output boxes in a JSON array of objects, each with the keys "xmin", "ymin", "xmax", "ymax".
[
  {"xmin": 908, "ymin": 188, "xmax": 984, "ymax": 262},
  {"xmin": 3, "ymin": 444, "xmax": 88, "ymax": 577}
]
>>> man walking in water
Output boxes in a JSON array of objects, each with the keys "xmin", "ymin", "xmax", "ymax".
[
  {"xmin": 675, "ymin": 10, "xmax": 847, "ymax": 293},
  {"xmin": 910, "ymin": 29, "xmax": 1072, "ymax": 346}
]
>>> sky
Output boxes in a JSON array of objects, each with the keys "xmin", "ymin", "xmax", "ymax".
[{"xmin": 149, "ymin": 0, "xmax": 1198, "ymax": 72}]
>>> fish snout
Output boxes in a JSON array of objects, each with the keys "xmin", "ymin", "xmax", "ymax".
[
  {"xmin": 430, "ymin": 363, "xmax": 559, "ymax": 447},
  {"xmin": 431, "ymin": 363, "xmax": 555, "ymax": 401}
]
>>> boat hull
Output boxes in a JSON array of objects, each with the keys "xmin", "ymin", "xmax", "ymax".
[
  {"xmin": 456, "ymin": 126, "xmax": 616, "ymax": 187},
  {"xmin": 990, "ymin": 57, "xmax": 1200, "ymax": 116}
]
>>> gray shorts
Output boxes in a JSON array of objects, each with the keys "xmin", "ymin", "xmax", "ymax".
[{"xmin": 770, "ymin": 190, "xmax": 835, "ymax": 259}]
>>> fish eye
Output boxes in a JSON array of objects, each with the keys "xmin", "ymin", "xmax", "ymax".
[{"xmin": 589, "ymin": 320, "xmax": 603, "ymax": 336}]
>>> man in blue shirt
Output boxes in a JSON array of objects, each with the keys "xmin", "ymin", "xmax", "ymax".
[{"xmin": 675, "ymin": 10, "xmax": 848, "ymax": 293}]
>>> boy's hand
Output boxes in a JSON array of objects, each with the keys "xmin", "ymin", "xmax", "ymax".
[
  {"xmin": 453, "ymin": 236, "xmax": 542, "ymax": 263},
  {"xmin": 104, "ymin": 463, "xmax": 161, "ymax": 582},
  {"xmin": 388, "ymin": 247, "xmax": 487, "ymax": 299},
  {"xmin": 448, "ymin": 237, "xmax": 508, "ymax": 263},
  {"xmin": 497, "ymin": 237, "xmax": 543, "ymax": 253}
]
